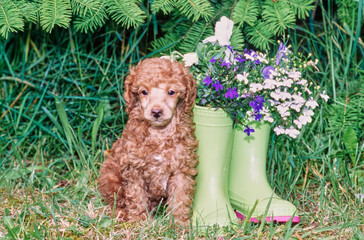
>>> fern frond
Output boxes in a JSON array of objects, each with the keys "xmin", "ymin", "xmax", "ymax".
[
  {"xmin": 230, "ymin": 27, "xmax": 245, "ymax": 51},
  {"xmin": 73, "ymin": 2, "xmax": 107, "ymax": 33},
  {"xmin": 71, "ymin": 0, "xmax": 101, "ymax": 16},
  {"xmin": 337, "ymin": 0, "xmax": 361, "ymax": 26},
  {"xmin": 10, "ymin": 0, "xmax": 38, "ymax": 23},
  {"xmin": 40, "ymin": 0, "xmax": 72, "ymax": 33},
  {"xmin": 0, "ymin": 0, "xmax": 24, "ymax": 39},
  {"xmin": 176, "ymin": 0, "xmax": 214, "ymax": 22},
  {"xmin": 150, "ymin": 32, "xmax": 181, "ymax": 54},
  {"xmin": 232, "ymin": 0, "xmax": 260, "ymax": 27},
  {"xmin": 285, "ymin": 0, "xmax": 315, "ymax": 19},
  {"xmin": 179, "ymin": 21, "xmax": 214, "ymax": 53},
  {"xmin": 246, "ymin": 20, "xmax": 274, "ymax": 50},
  {"xmin": 105, "ymin": 0, "xmax": 146, "ymax": 29},
  {"xmin": 262, "ymin": 0, "xmax": 295, "ymax": 36},
  {"xmin": 151, "ymin": 0, "xmax": 175, "ymax": 14}
]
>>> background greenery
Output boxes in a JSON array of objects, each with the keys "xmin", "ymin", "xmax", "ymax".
[{"xmin": 0, "ymin": 0, "xmax": 363, "ymax": 239}]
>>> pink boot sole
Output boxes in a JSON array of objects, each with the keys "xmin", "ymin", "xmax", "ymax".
[{"xmin": 235, "ymin": 210, "xmax": 300, "ymax": 223}]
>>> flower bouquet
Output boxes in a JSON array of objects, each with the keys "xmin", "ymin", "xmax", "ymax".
[
  {"xmin": 188, "ymin": 39, "xmax": 329, "ymax": 139},
  {"xmin": 167, "ymin": 16, "xmax": 330, "ymax": 226}
]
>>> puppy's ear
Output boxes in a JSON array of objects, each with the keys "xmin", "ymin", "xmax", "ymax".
[
  {"xmin": 123, "ymin": 66, "xmax": 139, "ymax": 114},
  {"xmin": 181, "ymin": 65, "xmax": 197, "ymax": 113}
]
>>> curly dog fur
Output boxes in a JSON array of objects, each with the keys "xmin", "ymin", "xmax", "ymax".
[{"xmin": 98, "ymin": 58, "xmax": 198, "ymax": 225}]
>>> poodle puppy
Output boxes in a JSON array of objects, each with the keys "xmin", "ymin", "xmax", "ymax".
[{"xmin": 98, "ymin": 58, "xmax": 198, "ymax": 225}]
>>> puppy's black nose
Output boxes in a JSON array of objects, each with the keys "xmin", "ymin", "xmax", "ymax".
[{"xmin": 152, "ymin": 109, "xmax": 163, "ymax": 118}]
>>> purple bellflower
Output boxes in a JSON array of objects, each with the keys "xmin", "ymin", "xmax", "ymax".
[
  {"xmin": 225, "ymin": 87, "xmax": 239, "ymax": 99},
  {"xmin": 244, "ymin": 126, "xmax": 255, "ymax": 136},
  {"xmin": 203, "ymin": 75, "xmax": 213, "ymax": 86},
  {"xmin": 262, "ymin": 66, "xmax": 275, "ymax": 79},
  {"xmin": 276, "ymin": 42, "xmax": 288, "ymax": 66},
  {"xmin": 212, "ymin": 81, "xmax": 223, "ymax": 92}
]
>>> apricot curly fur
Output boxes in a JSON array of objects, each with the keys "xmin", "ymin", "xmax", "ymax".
[{"xmin": 98, "ymin": 58, "xmax": 198, "ymax": 226}]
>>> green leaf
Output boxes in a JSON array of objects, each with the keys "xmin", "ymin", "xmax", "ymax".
[
  {"xmin": 176, "ymin": 0, "xmax": 214, "ymax": 22},
  {"xmin": 40, "ymin": 0, "xmax": 72, "ymax": 33},
  {"xmin": 73, "ymin": 1, "xmax": 107, "ymax": 33},
  {"xmin": 151, "ymin": 0, "xmax": 175, "ymax": 14},
  {"xmin": 179, "ymin": 21, "xmax": 214, "ymax": 53},
  {"xmin": 71, "ymin": 0, "xmax": 102, "ymax": 16},
  {"xmin": 232, "ymin": 0, "xmax": 260, "ymax": 27},
  {"xmin": 92, "ymin": 102, "xmax": 104, "ymax": 152},
  {"xmin": 343, "ymin": 127, "xmax": 358, "ymax": 165},
  {"xmin": 285, "ymin": 0, "xmax": 316, "ymax": 19},
  {"xmin": 55, "ymin": 97, "xmax": 75, "ymax": 154},
  {"xmin": 105, "ymin": 0, "xmax": 146, "ymax": 29},
  {"xmin": 245, "ymin": 20, "xmax": 274, "ymax": 50},
  {"xmin": 262, "ymin": 0, "xmax": 296, "ymax": 36},
  {"xmin": 0, "ymin": 0, "xmax": 24, "ymax": 39},
  {"xmin": 230, "ymin": 26, "xmax": 245, "ymax": 51}
]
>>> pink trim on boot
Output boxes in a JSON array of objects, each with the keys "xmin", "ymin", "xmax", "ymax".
[{"xmin": 235, "ymin": 210, "xmax": 300, "ymax": 223}]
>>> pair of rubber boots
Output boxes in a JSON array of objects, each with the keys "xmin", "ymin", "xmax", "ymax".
[{"xmin": 191, "ymin": 106, "xmax": 300, "ymax": 226}]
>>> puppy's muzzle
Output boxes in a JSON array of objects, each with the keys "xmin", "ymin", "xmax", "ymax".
[{"xmin": 152, "ymin": 109, "xmax": 163, "ymax": 119}]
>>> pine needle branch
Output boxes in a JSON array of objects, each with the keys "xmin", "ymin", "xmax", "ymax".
[
  {"xmin": 40, "ymin": 0, "xmax": 72, "ymax": 33},
  {"xmin": 151, "ymin": 0, "xmax": 175, "ymax": 14},
  {"xmin": 232, "ymin": 0, "xmax": 259, "ymax": 27},
  {"xmin": 262, "ymin": 0, "xmax": 295, "ymax": 36},
  {"xmin": 0, "ymin": 0, "xmax": 24, "ymax": 39},
  {"xmin": 176, "ymin": 0, "xmax": 214, "ymax": 22},
  {"xmin": 105, "ymin": 0, "xmax": 146, "ymax": 29}
]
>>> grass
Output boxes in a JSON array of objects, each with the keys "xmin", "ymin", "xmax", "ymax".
[{"xmin": 0, "ymin": 1, "xmax": 363, "ymax": 239}]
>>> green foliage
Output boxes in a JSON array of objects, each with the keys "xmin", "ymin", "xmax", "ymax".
[
  {"xmin": 40, "ymin": 0, "xmax": 72, "ymax": 33},
  {"xmin": 106, "ymin": 0, "xmax": 146, "ymax": 29},
  {"xmin": 0, "ymin": 0, "xmax": 25, "ymax": 39},
  {"xmin": 0, "ymin": 0, "xmax": 316, "ymax": 52},
  {"xmin": 337, "ymin": 0, "xmax": 364, "ymax": 27},
  {"xmin": 175, "ymin": 0, "xmax": 214, "ymax": 22},
  {"xmin": 232, "ymin": 0, "xmax": 260, "ymax": 27}
]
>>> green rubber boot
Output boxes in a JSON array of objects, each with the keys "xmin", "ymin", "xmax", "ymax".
[
  {"xmin": 228, "ymin": 121, "xmax": 300, "ymax": 223},
  {"xmin": 192, "ymin": 105, "xmax": 236, "ymax": 226}
]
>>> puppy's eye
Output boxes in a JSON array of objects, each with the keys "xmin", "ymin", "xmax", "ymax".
[
  {"xmin": 141, "ymin": 90, "xmax": 148, "ymax": 96},
  {"xmin": 168, "ymin": 90, "xmax": 175, "ymax": 96}
]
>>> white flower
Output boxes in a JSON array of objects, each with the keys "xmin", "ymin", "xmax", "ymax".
[
  {"xmin": 244, "ymin": 52, "xmax": 256, "ymax": 61},
  {"xmin": 298, "ymin": 115, "xmax": 312, "ymax": 125},
  {"xmin": 285, "ymin": 126, "xmax": 300, "ymax": 138},
  {"xmin": 202, "ymin": 36, "xmax": 217, "ymax": 44},
  {"xmin": 270, "ymin": 90, "xmax": 281, "ymax": 101},
  {"xmin": 305, "ymin": 97, "xmax": 318, "ymax": 109},
  {"xmin": 279, "ymin": 77, "xmax": 293, "ymax": 87},
  {"xmin": 277, "ymin": 104, "xmax": 290, "ymax": 117},
  {"xmin": 236, "ymin": 72, "xmax": 249, "ymax": 84},
  {"xmin": 288, "ymin": 70, "xmax": 301, "ymax": 80},
  {"xmin": 294, "ymin": 119, "xmax": 303, "ymax": 129},
  {"xmin": 182, "ymin": 52, "xmax": 198, "ymax": 67},
  {"xmin": 263, "ymin": 115, "xmax": 274, "ymax": 123},
  {"xmin": 290, "ymin": 103, "xmax": 303, "ymax": 112},
  {"xmin": 250, "ymin": 83, "xmax": 263, "ymax": 93},
  {"xmin": 296, "ymin": 79, "xmax": 308, "ymax": 86},
  {"xmin": 160, "ymin": 55, "xmax": 172, "ymax": 60},
  {"xmin": 203, "ymin": 16, "xmax": 234, "ymax": 46},
  {"xmin": 246, "ymin": 110, "xmax": 256, "ymax": 122},
  {"xmin": 292, "ymin": 93, "xmax": 306, "ymax": 105},
  {"xmin": 263, "ymin": 79, "xmax": 277, "ymax": 89},
  {"xmin": 305, "ymin": 87, "xmax": 312, "ymax": 95},
  {"xmin": 257, "ymin": 53, "xmax": 268, "ymax": 64},
  {"xmin": 280, "ymin": 88, "xmax": 292, "ymax": 101},
  {"xmin": 320, "ymin": 91, "xmax": 329, "ymax": 102},
  {"xmin": 274, "ymin": 126, "xmax": 285, "ymax": 135},
  {"xmin": 303, "ymin": 109, "xmax": 314, "ymax": 117}
]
